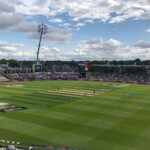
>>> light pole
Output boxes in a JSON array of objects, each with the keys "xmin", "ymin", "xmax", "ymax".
[{"xmin": 37, "ymin": 24, "xmax": 48, "ymax": 64}]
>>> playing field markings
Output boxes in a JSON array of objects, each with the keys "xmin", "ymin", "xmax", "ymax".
[
  {"xmin": 40, "ymin": 88, "xmax": 110, "ymax": 99},
  {"xmin": 40, "ymin": 91, "xmax": 83, "ymax": 98}
]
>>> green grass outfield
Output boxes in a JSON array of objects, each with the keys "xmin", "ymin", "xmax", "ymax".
[{"xmin": 0, "ymin": 80, "xmax": 150, "ymax": 150}]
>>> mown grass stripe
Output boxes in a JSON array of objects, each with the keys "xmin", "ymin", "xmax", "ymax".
[
  {"xmin": 0, "ymin": 127, "xmax": 49, "ymax": 145},
  {"xmin": 0, "ymin": 116, "xmax": 93, "ymax": 148}
]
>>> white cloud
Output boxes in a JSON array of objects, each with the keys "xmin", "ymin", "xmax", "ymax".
[
  {"xmin": 0, "ymin": 0, "xmax": 15, "ymax": 12},
  {"xmin": 49, "ymin": 18, "xmax": 64, "ymax": 23},
  {"xmin": 75, "ymin": 23, "xmax": 85, "ymax": 27},
  {"xmin": 69, "ymin": 38, "xmax": 150, "ymax": 60},
  {"xmin": 0, "ymin": 20, "xmax": 71, "ymax": 43},
  {"xmin": 41, "ymin": 46, "xmax": 60, "ymax": 53},
  {"xmin": 84, "ymin": 19, "xmax": 94, "ymax": 23},
  {"xmin": 72, "ymin": 18, "xmax": 80, "ymax": 22},
  {"xmin": 0, "ymin": 40, "xmax": 33, "ymax": 60},
  {"xmin": 14, "ymin": 0, "xmax": 150, "ymax": 23},
  {"xmin": 107, "ymin": 39, "xmax": 122, "ymax": 46},
  {"xmin": 39, "ymin": 46, "xmax": 69, "ymax": 60},
  {"xmin": 0, "ymin": 0, "xmax": 71, "ymax": 43},
  {"xmin": 63, "ymin": 23, "xmax": 71, "ymax": 26},
  {"xmin": 0, "ymin": 41, "xmax": 23, "ymax": 52},
  {"xmin": 146, "ymin": 28, "xmax": 150, "ymax": 33},
  {"xmin": 0, "ymin": 38, "xmax": 149, "ymax": 61},
  {"xmin": 0, "ymin": 13, "xmax": 23, "ymax": 30},
  {"xmin": 0, "ymin": 0, "xmax": 149, "ymax": 61},
  {"xmin": 26, "ymin": 25, "xmax": 71, "ymax": 43},
  {"xmin": 0, "ymin": 0, "xmax": 149, "ymax": 41},
  {"xmin": 134, "ymin": 40, "xmax": 150, "ymax": 48}
]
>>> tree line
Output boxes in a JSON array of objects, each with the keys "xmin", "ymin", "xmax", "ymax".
[{"xmin": 0, "ymin": 59, "xmax": 150, "ymax": 68}]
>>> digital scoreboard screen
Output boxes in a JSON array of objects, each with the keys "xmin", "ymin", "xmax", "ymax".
[{"xmin": 33, "ymin": 64, "xmax": 42, "ymax": 72}]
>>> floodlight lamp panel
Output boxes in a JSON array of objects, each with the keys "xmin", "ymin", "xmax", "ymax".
[{"xmin": 37, "ymin": 24, "xmax": 48, "ymax": 34}]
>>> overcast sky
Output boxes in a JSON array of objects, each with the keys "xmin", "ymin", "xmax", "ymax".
[{"xmin": 0, "ymin": 0, "xmax": 150, "ymax": 61}]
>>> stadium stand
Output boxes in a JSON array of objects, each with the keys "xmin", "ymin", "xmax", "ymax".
[
  {"xmin": 0, "ymin": 62, "xmax": 150, "ymax": 84},
  {"xmin": 0, "ymin": 144, "xmax": 80, "ymax": 150},
  {"xmin": 0, "ymin": 75, "xmax": 9, "ymax": 82},
  {"xmin": 88, "ymin": 65, "xmax": 150, "ymax": 83},
  {"xmin": 48, "ymin": 64, "xmax": 79, "ymax": 72}
]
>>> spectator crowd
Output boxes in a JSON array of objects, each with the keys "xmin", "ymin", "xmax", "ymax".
[{"xmin": 0, "ymin": 63, "xmax": 149, "ymax": 84}]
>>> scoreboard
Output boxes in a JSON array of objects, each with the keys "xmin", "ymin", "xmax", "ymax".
[{"xmin": 32, "ymin": 64, "xmax": 42, "ymax": 72}]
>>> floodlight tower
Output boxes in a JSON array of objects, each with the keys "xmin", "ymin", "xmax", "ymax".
[{"xmin": 37, "ymin": 23, "xmax": 48, "ymax": 64}]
